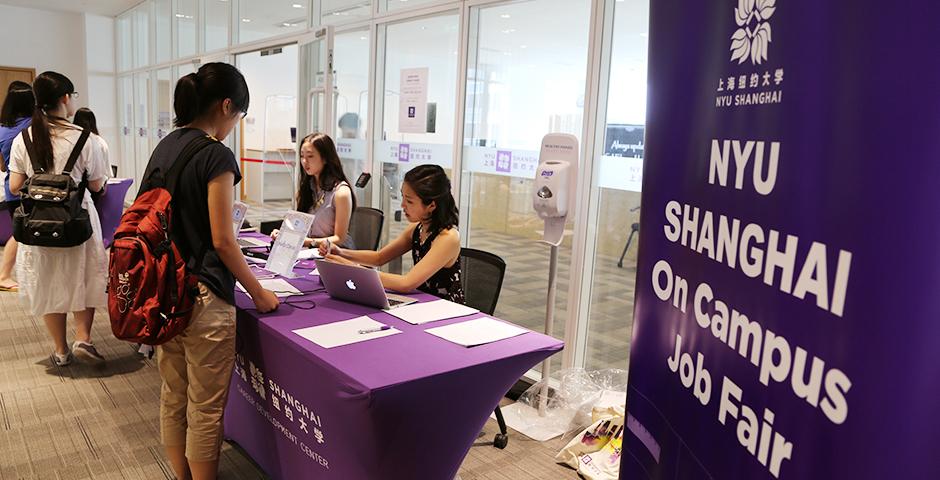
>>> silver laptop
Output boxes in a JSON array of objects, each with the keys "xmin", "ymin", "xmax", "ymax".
[
  {"xmin": 316, "ymin": 259, "xmax": 417, "ymax": 310},
  {"xmin": 233, "ymin": 201, "xmax": 267, "ymax": 249}
]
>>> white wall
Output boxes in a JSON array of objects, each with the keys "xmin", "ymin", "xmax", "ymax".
[
  {"xmin": 84, "ymin": 14, "xmax": 119, "ymax": 165},
  {"xmin": 0, "ymin": 6, "xmax": 119, "ymax": 168},
  {"xmin": 0, "ymin": 4, "xmax": 89, "ymax": 108}
]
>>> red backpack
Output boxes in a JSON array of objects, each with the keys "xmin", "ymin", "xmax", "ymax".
[{"xmin": 108, "ymin": 134, "xmax": 219, "ymax": 345}]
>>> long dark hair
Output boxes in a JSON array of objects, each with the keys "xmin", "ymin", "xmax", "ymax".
[
  {"xmin": 296, "ymin": 133, "xmax": 357, "ymax": 213},
  {"xmin": 173, "ymin": 62, "xmax": 249, "ymax": 127},
  {"xmin": 30, "ymin": 71, "xmax": 76, "ymax": 172},
  {"xmin": 1, "ymin": 81, "xmax": 34, "ymax": 127},
  {"xmin": 72, "ymin": 107, "xmax": 99, "ymax": 135},
  {"xmin": 404, "ymin": 164, "xmax": 458, "ymax": 234}
]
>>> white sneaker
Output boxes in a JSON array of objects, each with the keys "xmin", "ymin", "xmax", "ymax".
[{"xmin": 50, "ymin": 350, "xmax": 73, "ymax": 367}]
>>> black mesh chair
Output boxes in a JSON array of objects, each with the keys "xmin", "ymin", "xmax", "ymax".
[
  {"xmin": 349, "ymin": 207, "xmax": 384, "ymax": 250},
  {"xmin": 460, "ymin": 248, "xmax": 510, "ymax": 449}
]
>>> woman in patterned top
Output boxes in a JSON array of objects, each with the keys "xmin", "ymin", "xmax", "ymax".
[{"xmin": 320, "ymin": 164, "xmax": 464, "ymax": 303}]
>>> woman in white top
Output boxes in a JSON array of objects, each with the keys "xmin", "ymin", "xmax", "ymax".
[
  {"xmin": 271, "ymin": 132, "xmax": 356, "ymax": 248},
  {"xmin": 72, "ymin": 107, "xmax": 112, "ymax": 176},
  {"xmin": 8, "ymin": 71, "xmax": 110, "ymax": 367}
]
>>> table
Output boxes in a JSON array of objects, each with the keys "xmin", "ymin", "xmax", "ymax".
[
  {"xmin": 0, "ymin": 178, "xmax": 133, "ymax": 247},
  {"xmin": 224, "ymin": 241, "xmax": 563, "ymax": 479},
  {"xmin": 94, "ymin": 178, "xmax": 134, "ymax": 249},
  {"xmin": 0, "ymin": 203, "xmax": 10, "ymax": 246}
]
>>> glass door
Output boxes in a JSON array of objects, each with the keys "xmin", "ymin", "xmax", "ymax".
[{"xmin": 236, "ymin": 45, "xmax": 300, "ymax": 227}]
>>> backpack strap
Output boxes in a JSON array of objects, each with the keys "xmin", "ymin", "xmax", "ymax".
[
  {"xmin": 165, "ymin": 134, "xmax": 219, "ymax": 196},
  {"xmin": 164, "ymin": 134, "xmax": 220, "ymax": 280},
  {"xmin": 19, "ymin": 129, "xmax": 45, "ymax": 174},
  {"xmin": 62, "ymin": 128, "xmax": 91, "ymax": 175}
]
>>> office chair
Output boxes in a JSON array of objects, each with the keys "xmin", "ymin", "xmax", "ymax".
[
  {"xmin": 349, "ymin": 207, "xmax": 384, "ymax": 250},
  {"xmin": 459, "ymin": 248, "xmax": 510, "ymax": 449}
]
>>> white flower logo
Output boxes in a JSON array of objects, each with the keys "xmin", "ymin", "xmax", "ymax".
[{"xmin": 730, "ymin": 0, "xmax": 777, "ymax": 65}]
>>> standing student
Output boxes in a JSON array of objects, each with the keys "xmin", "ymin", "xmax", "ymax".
[
  {"xmin": 142, "ymin": 62, "xmax": 278, "ymax": 480},
  {"xmin": 72, "ymin": 107, "xmax": 111, "ymax": 170},
  {"xmin": 0, "ymin": 81, "xmax": 34, "ymax": 292},
  {"xmin": 8, "ymin": 72, "xmax": 109, "ymax": 365},
  {"xmin": 320, "ymin": 164, "xmax": 465, "ymax": 303},
  {"xmin": 272, "ymin": 132, "xmax": 356, "ymax": 248}
]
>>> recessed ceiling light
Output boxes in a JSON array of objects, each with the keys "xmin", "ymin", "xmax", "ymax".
[
  {"xmin": 500, "ymin": 14, "xmax": 511, "ymax": 18},
  {"xmin": 241, "ymin": 18, "xmax": 251, "ymax": 22},
  {"xmin": 360, "ymin": 36, "xmax": 368, "ymax": 40},
  {"xmin": 292, "ymin": 3, "xmax": 304, "ymax": 8},
  {"xmin": 520, "ymin": 45, "xmax": 527, "ymax": 49},
  {"xmin": 282, "ymin": 22, "xmax": 293, "ymax": 27}
]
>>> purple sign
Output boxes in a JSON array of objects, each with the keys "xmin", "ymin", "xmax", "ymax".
[
  {"xmin": 622, "ymin": 1, "xmax": 940, "ymax": 479},
  {"xmin": 398, "ymin": 143, "xmax": 410, "ymax": 162},
  {"xmin": 495, "ymin": 150, "xmax": 512, "ymax": 173}
]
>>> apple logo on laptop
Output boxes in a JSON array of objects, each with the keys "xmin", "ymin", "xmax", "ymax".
[{"xmin": 346, "ymin": 279, "xmax": 357, "ymax": 290}]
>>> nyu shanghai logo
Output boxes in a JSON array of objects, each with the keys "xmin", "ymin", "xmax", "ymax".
[
  {"xmin": 730, "ymin": 0, "xmax": 776, "ymax": 65},
  {"xmin": 716, "ymin": 0, "xmax": 784, "ymax": 108}
]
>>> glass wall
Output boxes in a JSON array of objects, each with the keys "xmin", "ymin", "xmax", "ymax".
[
  {"xmin": 114, "ymin": 0, "xmax": 652, "ymax": 377},
  {"xmin": 376, "ymin": 13, "xmax": 459, "ymax": 269},
  {"xmin": 205, "ymin": 0, "xmax": 231, "ymax": 52},
  {"xmin": 133, "ymin": 6, "xmax": 150, "ymax": 68},
  {"xmin": 236, "ymin": 44, "xmax": 300, "ymax": 225},
  {"xmin": 381, "ymin": 0, "xmax": 449, "ymax": 13},
  {"xmin": 334, "ymin": 29, "xmax": 372, "ymax": 208},
  {"xmin": 460, "ymin": 0, "xmax": 591, "ymax": 373},
  {"xmin": 155, "ymin": 0, "xmax": 171, "ymax": 64},
  {"xmin": 322, "ymin": 0, "xmax": 372, "ymax": 26},
  {"xmin": 238, "ymin": 0, "xmax": 308, "ymax": 44},
  {"xmin": 584, "ymin": 0, "xmax": 649, "ymax": 370},
  {"xmin": 118, "ymin": 76, "xmax": 135, "ymax": 180},
  {"xmin": 177, "ymin": 0, "xmax": 198, "ymax": 58},
  {"xmin": 153, "ymin": 68, "xmax": 173, "ymax": 143},
  {"xmin": 133, "ymin": 72, "xmax": 151, "ymax": 188}
]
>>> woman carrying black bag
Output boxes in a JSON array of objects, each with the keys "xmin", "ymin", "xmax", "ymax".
[{"xmin": 8, "ymin": 71, "xmax": 110, "ymax": 367}]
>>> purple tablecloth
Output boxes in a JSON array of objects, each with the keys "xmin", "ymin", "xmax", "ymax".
[
  {"xmin": 0, "ymin": 203, "xmax": 10, "ymax": 246},
  {"xmin": 224, "ymin": 238, "xmax": 563, "ymax": 479},
  {"xmin": 94, "ymin": 178, "xmax": 134, "ymax": 249}
]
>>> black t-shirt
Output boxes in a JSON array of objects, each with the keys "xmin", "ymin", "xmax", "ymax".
[{"xmin": 142, "ymin": 128, "xmax": 242, "ymax": 305}]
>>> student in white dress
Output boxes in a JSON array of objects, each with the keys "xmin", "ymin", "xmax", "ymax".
[{"xmin": 8, "ymin": 71, "xmax": 110, "ymax": 367}]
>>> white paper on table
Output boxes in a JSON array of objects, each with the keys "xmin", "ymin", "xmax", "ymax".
[
  {"xmin": 293, "ymin": 316, "xmax": 401, "ymax": 348},
  {"xmin": 385, "ymin": 299, "xmax": 478, "ymax": 325},
  {"xmin": 308, "ymin": 268, "xmax": 319, "ymax": 276},
  {"xmin": 424, "ymin": 317, "xmax": 528, "ymax": 347},
  {"xmin": 297, "ymin": 248, "xmax": 323, "ymax": 260},
  {"xmin": 237, "ymin": 278, "xmax": 304, "ymax": 298}
]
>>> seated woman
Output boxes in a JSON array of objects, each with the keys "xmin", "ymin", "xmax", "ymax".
[
  {"xmin": 319, "ymin": 164, "xmax": 464, "ymax": 303},
  {"xmin": 273, "ymin": 133, "xmax": 356, "ymax": 248}
]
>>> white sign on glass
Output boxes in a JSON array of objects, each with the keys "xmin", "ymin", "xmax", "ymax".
[{"xmin": 399, "ymin": 67, "xmax": 429, "ymax": 133}]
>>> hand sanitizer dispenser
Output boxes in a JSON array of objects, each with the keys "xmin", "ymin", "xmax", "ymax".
[
  {"xmin": 533, "ymin": 133, "xmax": 579, "ymax": 246},
  {"xmin": 534, "ymin": 160, "xmax": 571, "ymax": 219}
]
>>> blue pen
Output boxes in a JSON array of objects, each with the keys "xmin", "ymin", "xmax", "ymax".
[{"xmin": 358, "ymin": 325, "xmax": 391, "ymax": 334}]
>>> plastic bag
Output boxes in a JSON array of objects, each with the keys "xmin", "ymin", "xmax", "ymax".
[{"xmin": 512, "ymin": 368, "xmax": 628, "ymax": 440}]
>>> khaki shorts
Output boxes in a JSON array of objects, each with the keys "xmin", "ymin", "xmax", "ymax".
[{"xmin": 157, "ymin": 282, "xmax": 236, "ymax": 462}]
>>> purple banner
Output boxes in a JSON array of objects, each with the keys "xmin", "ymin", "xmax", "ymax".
[{"xmin": 622, "ymin": 1, "xmax": 940, "ymax": 479}]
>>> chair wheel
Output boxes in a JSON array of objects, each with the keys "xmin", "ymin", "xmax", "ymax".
[{"xmin": 493, "ymin": 434, "xmax": 508, "ymax": 449}]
